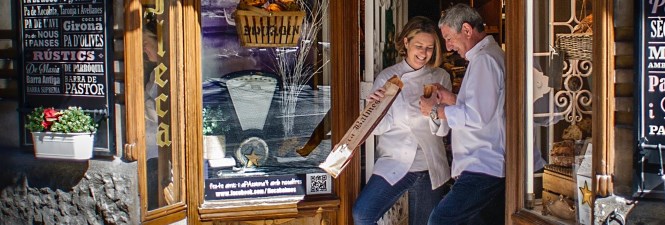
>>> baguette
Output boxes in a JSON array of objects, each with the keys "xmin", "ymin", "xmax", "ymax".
[{"xmin": 319, "ymin": 75, "xmax": 403, "ymax": 178}]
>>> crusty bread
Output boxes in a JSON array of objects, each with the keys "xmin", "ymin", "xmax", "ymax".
[
  {"xmin": 550, "ymin": 140, "xmax": 575, "ymax": 167},
  {"xmin": 562, "ymin": 124, "xmax": 583, "ymax": 141},
  {"xmin": 423, "ymin": 84, "xmax": 436, "ymax": 98},
  {"xmin": 550, "ymin": 140, "xmax": 575, "ymax": 156},
  {"xmin": 387, "ymin": 75, "xmax": 404, "ymax": 88}
]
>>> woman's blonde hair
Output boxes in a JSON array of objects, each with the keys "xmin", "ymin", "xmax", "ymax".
[{"xmin": 394, "ymin": 16, "xmax": 444, "ymax": 68}]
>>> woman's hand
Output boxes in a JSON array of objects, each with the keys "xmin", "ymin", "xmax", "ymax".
[
  {"xmin": 420, "ymin": 90, "xmax": 439, "ymax": 116},
  {"xmin": 366, "ymin": 87, "xmax": 387, "ymax": 102}
]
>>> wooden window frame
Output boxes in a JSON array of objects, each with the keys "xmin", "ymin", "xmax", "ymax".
[
  {"xmin": 505, "ymin": 0, "xmax": 614, "ymax": 224},
  {"xmin": 182, "ymin": 0, "xmax": 360, "ymax": 224},
  {"xmin": 124, "ymin": 0, "xmax": 187, "ymax": 224}
]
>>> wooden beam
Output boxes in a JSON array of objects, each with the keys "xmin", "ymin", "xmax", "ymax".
[
  {"xmin": 0, "ymin": 49, "xmax": 17, "ymax": 59},
  {"xmin": 592, "ymin": 0, "xmax": 614, "ymax": 197},
  {"xmin": 182, "ymin": 0, "xmax": 203, "ymax": 224},
  {"xmin": 505, "ymin": 0, "xmax": 526, "ymax": 224},
  {"xmin": 0, "ymin": 30, "xmax": 17, "ymax": 39},
  {"xmin": 330, "ymin": 0, "xmax": 360, "ymax": 224},
  {"xmin": 0, "ymin": 69, "xmax": 17, "ymax": 78}
]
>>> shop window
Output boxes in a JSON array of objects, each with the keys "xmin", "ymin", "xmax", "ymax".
[
  {"xmin": 199, "ymin": 0, "xmax": 334, "ymax": 204},
  {"xmin": 524, "ymin": 0, "xmax": 594, "ymax": 224},
  {"xmin": 125, "ymin": 0, "xmax": 186, "ymax": 223}
]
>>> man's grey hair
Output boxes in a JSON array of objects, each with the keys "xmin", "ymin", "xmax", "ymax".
[{"xmin": 438, "ymin": 4, "xmax": 485, "ymax": 33}]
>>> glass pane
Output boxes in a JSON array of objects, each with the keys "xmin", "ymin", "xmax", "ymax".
[
  {"xmin": 526, "ymin": 0, "xmax": 594, "ymax": 224},
  {"xmin": 142, "ymin": 0, "xmax": 180, "ymax": 210},
  {"xmin": 201, "ymin": 0, "xmax": 333, "ymax": 201}
]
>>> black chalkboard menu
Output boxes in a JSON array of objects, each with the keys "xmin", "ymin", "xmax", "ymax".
[
  {"xmin": 638, "ymin": 1, "xmax": 665, "ymax": 145},
  {"xmin": 18, "ymin": 0, "xmax": 113, "ymax": 150},
  {"xmin": 19, "ymin": 0, "xmax": 111, "ymax": 110}
]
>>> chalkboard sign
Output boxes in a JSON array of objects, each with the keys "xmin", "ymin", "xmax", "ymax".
[
  {"xmin": 637, "ymin": 1, "xmax": 665, "ymax": 145},
  {"xmin": 18, "ymin": 0, "xmax": 113, "ymax": 151},
  {"xmin": 20, "ymin": 0, "xmax": 111, "ymax": 109}
]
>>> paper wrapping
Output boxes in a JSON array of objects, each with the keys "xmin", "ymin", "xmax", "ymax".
[{"xmin": 319, "ymin": 76, "xmax": 403, "ymax": 178}]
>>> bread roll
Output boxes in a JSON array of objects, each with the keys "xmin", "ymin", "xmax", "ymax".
[{"xmin": 423, "ymin": 84, "xmax": 436, "ymax": 98}]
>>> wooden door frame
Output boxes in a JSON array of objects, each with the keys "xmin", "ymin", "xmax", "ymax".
[
  {"xmin": 124, "ymin": 0, "xmax": 188, "ymax": 224},
  {"xmin": 505, "ymin": 0, "xmax": 613, "ymax": 224}
]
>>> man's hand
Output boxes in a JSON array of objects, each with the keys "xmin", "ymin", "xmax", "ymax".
[{"xmin": 437, "ymin": 88, "xmax": 457, "ymax": 106}]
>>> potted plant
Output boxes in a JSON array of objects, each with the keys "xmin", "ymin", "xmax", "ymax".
[
  {"xmin": 202, "ymin": 105, "xmax": 234, "ymax": 167},
  {"xmin": 26, "ymin": 106, "xmax": 98, "ymax": 160}
]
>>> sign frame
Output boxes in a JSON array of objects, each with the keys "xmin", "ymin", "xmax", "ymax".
[
  {"xmin": 635, "ymin": 0, "xmax": 665, "ymax": 198},
  {"xmin": 17, "ymin": 0, "xmax": 115, "ymax": 154}
]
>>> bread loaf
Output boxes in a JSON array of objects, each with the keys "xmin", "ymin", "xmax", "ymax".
[
  {"xmin": 550, "ymin": 140, "xmax": 575, "ymax": 156},
  {"xmin": 562, "ymin": 124, "xmax": 583, "ymax": 140},
  {"xmin": 550, "ymin": 140, "xmax": 575, "ymax": 167}
]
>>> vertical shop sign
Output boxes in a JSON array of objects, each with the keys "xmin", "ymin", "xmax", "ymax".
[
  {"xmin": 19, "ymin": 0, "xmax": 113, "ymax": 150},
  {"xmin": 636, "ymin": 0, "xmax": 665, "ymax": 197},
  {"xmin": 638, "ymin": 1, "xmax": 665, "ymax": 145}
]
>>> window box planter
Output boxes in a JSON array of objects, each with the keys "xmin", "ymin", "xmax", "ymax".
[{"xmin": 31, "ymin": 132, "xmax": 95, "ymax": 160}]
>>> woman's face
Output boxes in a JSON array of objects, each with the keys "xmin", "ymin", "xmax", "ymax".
[{"xmin": 403, "ymin": 32, "xmax": 435, "ymax": 70}]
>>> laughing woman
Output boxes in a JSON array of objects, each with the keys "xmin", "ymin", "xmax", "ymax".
[{"xmin": 352, "ymin": 16, "xmax": 452, "ymax": 225}]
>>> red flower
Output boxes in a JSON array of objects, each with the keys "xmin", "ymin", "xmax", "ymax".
[
  {"xmin": 41, "ymin": 108, "xmax": 62, "ymax": 130},
  {"xmin": 41, "ymin": 120, "xmax": 51, "ymax": 130}
]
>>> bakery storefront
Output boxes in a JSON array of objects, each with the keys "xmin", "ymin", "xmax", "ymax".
[
  {"xmin": 0, "ymin": 0, "xmax": 657, "ymax": 224},
  {"xmin": 124, "ymin": 0, "xmax": 361, "ymax": 224}
]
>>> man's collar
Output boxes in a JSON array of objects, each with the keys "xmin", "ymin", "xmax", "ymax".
[{"xmin": 465, "ymin": 35, "xmax": 495, "ymax": 60}]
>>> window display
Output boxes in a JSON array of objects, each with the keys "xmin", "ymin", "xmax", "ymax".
[
  {"xmin": 200, "ymin": 0, "xmax": 332, "ymax": 201},
  {"xmin": 526, "ymin": 0, "xmax": 594, "ymax": 224}
]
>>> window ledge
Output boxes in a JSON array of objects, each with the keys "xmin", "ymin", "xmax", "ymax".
[{"xmin": 199, "ymin": 196, "xmax": 339, "ymax": 221}]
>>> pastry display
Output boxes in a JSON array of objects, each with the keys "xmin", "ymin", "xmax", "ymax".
[
  {"xmin": 241, "ymin": 0, "xmax": 267, "ymax": 7},
  {"xmin": 562, "ymin": 124, "xmax": 583, "ymax": 141},
  {"xmin": 238, "ymin": 0, "xmax": 300, "ymax": 12},
  {"xmin": 577, "ymin": 117, "xmax": 592, "ymax": 137},
  {"xmin": 267, "ymin": 3, "xmax": 284, "ymax": 12},
  {"xmin": 550, "ymin": 140, "xmax": 575, "ymax": 167}
]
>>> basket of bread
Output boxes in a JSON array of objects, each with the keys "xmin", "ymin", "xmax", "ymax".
[{"xmin": 234, "ymin": 0, "xmax": 305, "ymax": 47}]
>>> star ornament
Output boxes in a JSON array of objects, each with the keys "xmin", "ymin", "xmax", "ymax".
[
  {"xmin": 245, "ymin": 152, "xmax": 261, "ymax": 167},
  {"xmin": 579, "ymin": 181, "xmax": 593, "ymax": 207}
]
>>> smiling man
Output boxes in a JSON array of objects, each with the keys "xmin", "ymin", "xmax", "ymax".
[{"xmin": 424, "ymin": 3, "xmax": 507, "ymax": 225}]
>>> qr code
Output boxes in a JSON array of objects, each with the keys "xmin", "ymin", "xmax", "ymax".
[{"xmin": 306, "ymin": 173, "xmax": 331, "ymax": 194}]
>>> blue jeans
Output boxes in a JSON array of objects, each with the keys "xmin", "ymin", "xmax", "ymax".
[
  {"xmin": 353, "ymin": 171, "xmax": 447, "ymax": 225},
  {"xmin": 428, "ymin": 171, "xmax": 505, "ymax": 225}
]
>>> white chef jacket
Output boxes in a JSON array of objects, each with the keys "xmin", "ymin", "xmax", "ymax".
[
  {"xmin": 443, "ymin": 36, "xmax": 506, "ymax": 178},
  {"xmin": 371, "ymin": 60, "xmax": 452, "ymax": 189}
]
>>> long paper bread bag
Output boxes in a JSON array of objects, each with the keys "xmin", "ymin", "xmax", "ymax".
[{"xmin": 319, "ymin": 75, "xmax": 403, "ymax": 178}]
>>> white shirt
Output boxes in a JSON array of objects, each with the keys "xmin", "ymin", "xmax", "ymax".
[
  {"xmin": 371, "ymin": 60, "xmax": 452, "ymax": 189},
  {"xmin": 443, "ymin": 36, "xmax": 506, "ymax": 178}
]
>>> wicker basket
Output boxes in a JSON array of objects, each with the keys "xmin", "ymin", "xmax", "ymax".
[
  {"xmin": 555, "ymin": 33, "xmax": 593, "ymax": 61},
  {"xmin": 234, "ymin": 9, "xmax": 305, "ymax": 48}
]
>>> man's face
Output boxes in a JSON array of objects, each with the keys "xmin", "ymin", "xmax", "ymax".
[{"xmin": 440, "ymin": 24, "xmax": 470, "ymax": 59}]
